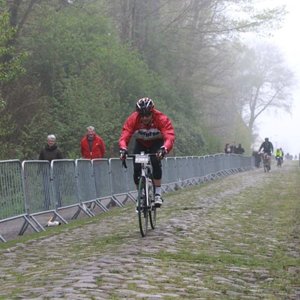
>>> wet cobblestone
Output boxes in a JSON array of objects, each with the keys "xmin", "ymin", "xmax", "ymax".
[{"xmin": 0, "ymin": 164, "xmax": 299, "ymax": 299}]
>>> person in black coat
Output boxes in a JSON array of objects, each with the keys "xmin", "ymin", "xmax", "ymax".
[
  {"xmin": 39, "ymin": 134, "xmax": 63, "ymax": 161},
  {"xmin": 38, "ymin": 134, "xmax": 63, "ymax": 209},
  {"xmin": 235, "ymin": 143, "xmax": 245, "ymax": 154},
  {"xmin": 258, "ymin": 137, "xmax": 274, "ymax": 156}
]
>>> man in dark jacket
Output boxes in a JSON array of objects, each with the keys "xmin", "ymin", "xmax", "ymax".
[
  {"xmin": 39, "ymin": 134, "xmax": 63, "ymax": 209},
  {"xmin": 258, "ymin": 137, "xmax": 274, "ymax": 156},
  {"xmin": 39, "ymin": 134, "xmax": 63, "ymax": 161},
  {"xmin": 235, "ymin": 144, "xmax": 245, "ymax": 154}
]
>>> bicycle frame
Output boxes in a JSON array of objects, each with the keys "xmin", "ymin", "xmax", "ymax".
[
  {"xmin": 130, "ymin": 152, "xmax": 157, "ymax": 237},
  {"xmin": 135, "ymin": 153, "xmax": 152, "ymax": 201}
]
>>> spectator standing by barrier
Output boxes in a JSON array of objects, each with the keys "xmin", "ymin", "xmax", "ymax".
[
  {"xmin": 224, "ymin": 143, "xmax": 231, "ymax": 154},
  {"xmin": 235, "ymin": 144, "xmax": 245, "ymax": 154},
  {"xmin": 80, "ymin": 126, "xmax": 106, "ymax": 159},
  {"xmin": 230, "ymin": 144, "xmax": 236, "ymax": 154},
  {"xmin": 39, "ymin": 134, "xmax": 63, "ymax": 161},
  {"xmin": 38, "ymin": 134, "xmax": 63, "ymax": 210}
]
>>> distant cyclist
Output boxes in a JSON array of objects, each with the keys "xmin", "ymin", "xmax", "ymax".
[
  {"xmin": 280, "ymin": 148, "xmax": 284, "ymax": 158},
  {"xmin": 259, "ymin": 137, "xmax": 274, "ymax": 156},
  {"xmin": 119, "ymin": 97, "xmax": 175, "ymax": 207},
  {"xmin": 275, "ymin": 148, "xmax": 284, "ymax": 166},
  {"xmin": 258, "ymin": 137, "xmax": 274, "ymax": 170}
]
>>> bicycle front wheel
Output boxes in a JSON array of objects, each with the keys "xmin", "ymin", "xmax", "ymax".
[
  {"xmin": 148, "ymin": 178, "xmax": 156, "ymax": 229},
  {"xmin": 137, "ymin": 176, "xmax": 148, "ymax": 237}
]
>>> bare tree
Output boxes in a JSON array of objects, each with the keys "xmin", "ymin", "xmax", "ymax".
[{"xmin": 237, "ymin": 43, "xmax": 294, "ymax": 134}]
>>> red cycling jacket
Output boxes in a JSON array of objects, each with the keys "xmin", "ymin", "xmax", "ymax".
[
  {"xmin": 81, "ymin": 134, "xmax": 106, "ymax": 159},
  {"xmin": 119, "ymin": 109, "xmax": 175, "ymax": 153}
]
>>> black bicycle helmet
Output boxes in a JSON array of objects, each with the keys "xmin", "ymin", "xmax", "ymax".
[{"xmin": 136, "ymin": 97, "xmax": 154, "ymax": 115}]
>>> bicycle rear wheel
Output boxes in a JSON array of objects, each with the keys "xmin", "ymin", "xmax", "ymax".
[
  {"xmin": 137, "ymin": 176, "xmax": 148, "ymax": 237},
  {"xmin": 148, "ymin": 178, "xmax": 156, "ymax": 229}
]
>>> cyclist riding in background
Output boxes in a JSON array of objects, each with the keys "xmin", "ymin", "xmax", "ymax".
[
  {"xmin": 119, "ymin": 97, "xmax": 175, "ymax": 207},
  {"xmin": 275, "ymin": 147, "xmax": 284, "ymax": 165},
  {"xmin": 259, "ymin": 137, "xmax": 274, "ymax": 156}
]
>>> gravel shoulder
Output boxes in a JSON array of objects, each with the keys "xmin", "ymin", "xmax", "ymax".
[{"xmin": 0, "ymin": 161, "xmax": 299, "ymax": 299}]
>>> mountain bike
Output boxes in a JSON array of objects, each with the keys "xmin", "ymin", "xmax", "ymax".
[{"xmin": 128, "ymin": 152, "xmax": 157, "ymax": 237}]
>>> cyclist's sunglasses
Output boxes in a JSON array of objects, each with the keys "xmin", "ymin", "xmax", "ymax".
[{"xmin": 140, "ymin": 111, "xmax": 152, "ymax": 117}]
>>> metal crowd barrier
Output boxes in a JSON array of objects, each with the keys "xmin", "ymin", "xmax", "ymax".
[
  {"xmin": 0, "ymin": 160, "xmax": 40, "ymax": 242},
  {"xmin": 0, "ymin": 154, "xmax": 254, "ymax": 242}
]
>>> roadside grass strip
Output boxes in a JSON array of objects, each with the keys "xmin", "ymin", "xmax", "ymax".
[{"xmin": 147, "ymin": 164, "xmax": 300, "ymax": 298}]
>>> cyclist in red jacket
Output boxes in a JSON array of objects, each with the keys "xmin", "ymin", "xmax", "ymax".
[
  {"xmin": 81, "ymin": 126, "xmax": 106, "ymax": 159},
  {"xmin": 119, "ymin": 97, "xmax": 175, "ymax": 207}
]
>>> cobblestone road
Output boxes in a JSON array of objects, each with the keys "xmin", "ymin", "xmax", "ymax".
[{"xmin": 0, "ymin": 163, "xmax": 299, "ymax": 299}]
